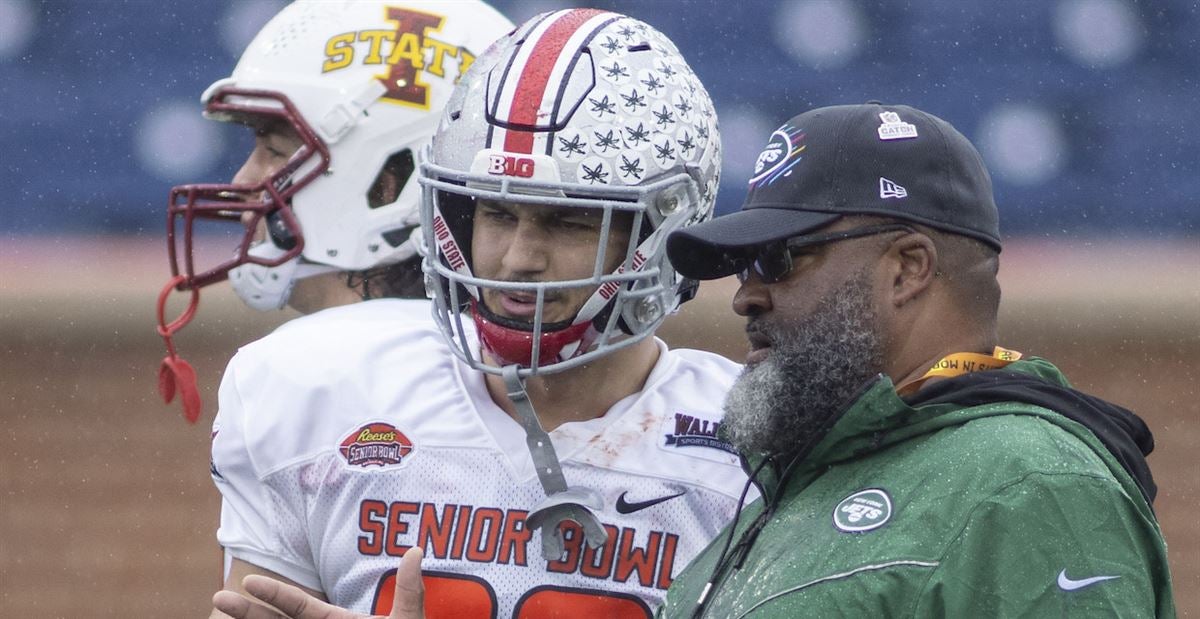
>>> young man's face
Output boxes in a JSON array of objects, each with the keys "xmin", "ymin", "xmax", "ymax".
[
  {"xmin": 230, "ymin": 119, "xmax": 304, "ymax": 241},
  {"xmin": 230, "ymin": 119, "xmax": 335, "ymax": 312},
  {"xmin": 471, "ymin": 199, "xmax": 633, "ymax": 325},
  {"xmin": 232, "ymin": 119, "xmax": 304, "ymax": 191}
]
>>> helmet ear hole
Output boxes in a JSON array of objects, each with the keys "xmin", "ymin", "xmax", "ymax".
[
  {"xmin": 368, "ymin": 149, "xmax": 416, "ymax": 208},
  {"xmin": 267, "ymin": 209, "xmax": 300, "ymax": 250}
]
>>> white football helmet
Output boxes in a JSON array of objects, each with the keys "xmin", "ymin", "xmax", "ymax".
[
  {"xmin": 419, "ymin": 8, "xmax": 722, "ymax": 377},
  {"xmin": 166, "ymin": 0, "xmax": 513, "ymax": 310}
]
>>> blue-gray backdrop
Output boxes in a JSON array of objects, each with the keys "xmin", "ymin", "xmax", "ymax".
[{"xmin": 1, "ymin": 0, "xmax": 1196, "ymax": 238}]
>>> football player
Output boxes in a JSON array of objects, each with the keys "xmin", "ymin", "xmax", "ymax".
[
  {"xmin": 155, "ymin": 0, "xmax": 514, "ymax": 423},
  {"xmin": 209, "ymin": 8, "xmax": 750, "ymax": 619}
]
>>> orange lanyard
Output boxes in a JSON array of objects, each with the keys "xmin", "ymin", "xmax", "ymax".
[{"xmin": 897, "ymin": 346, "xmax": 1023, "ymax": 396}]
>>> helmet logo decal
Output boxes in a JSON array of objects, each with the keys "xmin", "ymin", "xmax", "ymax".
[
  {"xmin": 591, "ymin": 127, "xmax": 621, "ymax": 155},
  {"xmin": 622, "ymin": 121, "xmax": 652, "ymax": 149},
  {"xmin": 431, "ymin": 213, "xmax": 468, "ymax": 271},
  {"xmin": 601, "ymin": 59, "xmax": 632, "ymax": 84},
  {"xmin": 651, "ymin": 135, "xmax": 677, "ymax": 168},
  {"xmin": 576, "ymin": 158, "xmax": 612, "ymax": 185},
  {"xmin": 618, "ymin": 86, "xmax": 648, "ymax": 115},
  {"xmin": 487, "ymin": 154, "xmax": 536, "ymax": 178},
  {"xmin": 617, "ymin": 154, "xmax": 646, "ymax": 183},
  {"xmin": 555, "ymin": 131, "xmax": 589, "ymax": 161},
  {"xmin": 596, "ymin": 249, "xmax": 648, "ymax": 300},
  {"xmin": 321, "ymin": 7, "xmax": 474, "ymax": 110},
  {"xmin": 586, "ymin": 93, "xmax": 619, "ymax": 121},
  {"xmin": 749, "ymin": 124, "xmax": 807, "ymax": 188},
  {"xmin": 675, "ymin": 130, "xmax": 697, "ymax": 161},
  {"xmin": 651, "ymin": 103, "xmax": 676, "ymax": 130}
]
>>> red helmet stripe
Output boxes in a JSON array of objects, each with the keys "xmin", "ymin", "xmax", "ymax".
[{"xmin": 503, "ymin": 9, "xmax": 610, "ymax": 153}]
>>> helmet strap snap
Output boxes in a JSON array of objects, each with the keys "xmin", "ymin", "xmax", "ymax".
[{"xmin": 500, "ymin": 365, "xmax": 609, "ymax": 558}]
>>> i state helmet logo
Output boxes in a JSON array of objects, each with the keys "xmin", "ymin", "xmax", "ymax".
[{"xmin": 833, "ymin": 488, "xmax": 893, "ymax": 533}]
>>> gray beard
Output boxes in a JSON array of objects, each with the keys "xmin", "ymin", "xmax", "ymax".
[{"xmin": 722, "ymin": 270, "xmax": 886, "ymax": 458}]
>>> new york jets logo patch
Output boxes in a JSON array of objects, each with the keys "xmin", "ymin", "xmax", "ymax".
[{"xmin": 833, "ymin": 488, "xmax": 892, "ymax": 532}]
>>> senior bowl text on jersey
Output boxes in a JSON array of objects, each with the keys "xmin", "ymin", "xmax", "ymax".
[{"xmin": 211, "ymin": 301, "xmax": 749, "ymax": 617}]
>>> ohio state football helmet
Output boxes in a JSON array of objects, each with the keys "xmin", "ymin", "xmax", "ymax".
[
  {"xmin": 419, "ymin": 8, "xmax": 721, "ymax": 377},
  {"xmin": 166, "ymin": 0, "xmax": 514, "ymax": 309}
]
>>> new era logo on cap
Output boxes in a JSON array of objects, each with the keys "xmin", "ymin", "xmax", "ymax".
[{"xmin": 880, "ymin": 177, "xmax": 907, "ymax": 199}]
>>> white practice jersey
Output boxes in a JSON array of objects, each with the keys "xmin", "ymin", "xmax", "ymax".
[{"xmin": 212, "ymin": 299, "xmax": 750, "ymax": 617}]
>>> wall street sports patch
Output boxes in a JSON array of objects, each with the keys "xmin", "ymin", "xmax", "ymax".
[
  {"xmin": 339, "ymin": 422, "xmax": 415, "ymax": 468},
  {"xmin": 659, "ymin": 411, "xmax": 738, "ymax": 464}
]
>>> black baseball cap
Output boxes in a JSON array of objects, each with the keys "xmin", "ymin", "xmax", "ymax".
[{"xmin": 668, "ymin": 103, "xmax": 1000, "ymax": 280}]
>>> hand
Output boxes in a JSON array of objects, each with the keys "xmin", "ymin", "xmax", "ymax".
[{"xmin": 213, "ymin": 548, "xmax": 426, "ymax": 619}]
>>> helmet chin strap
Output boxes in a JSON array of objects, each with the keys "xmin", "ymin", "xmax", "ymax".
[
  {"xmin": 468, "ymin": 228, "xmax": 663, "ymax": 369},
  {"xmin": 156, "ymin": 275, "xmax": 202, "ymax": 423},
  {"xmin": 471, "ymin": 300, "xmax": 598, "ymax": 368},
  {"xmin": 500, "ymin": 365, "xmax": 609, "ymax": 559}
]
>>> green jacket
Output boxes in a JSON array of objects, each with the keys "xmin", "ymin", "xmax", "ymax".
[{"xmin": 661, "ymin": 358, "xmax": 1175, "ymax": 618}]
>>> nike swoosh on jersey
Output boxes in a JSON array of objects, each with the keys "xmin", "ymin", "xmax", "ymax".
[
  {"xmin": 615, "ymin": 490, "xmax": 687, "ymax": 514},
  {"xmin": 1057, "ymin": 569, "xmax": 1120, "ymax": 591}
]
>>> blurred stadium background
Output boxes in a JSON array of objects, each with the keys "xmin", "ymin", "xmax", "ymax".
[{"xmin": 1, "ymin": 0, "xmax": 1196, "ymax": 616}]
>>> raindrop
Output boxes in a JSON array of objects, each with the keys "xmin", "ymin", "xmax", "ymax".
[
  {"xmin": 1053, "ymin": 0, "xmax": 1143, "ymax": 68},
  {"xmin": 134, "ymin": 101, "xmax": 225, "ymax": 181},
  {"xmin": 219, "ymin": 0, "xmax": 289, "ymax": 59},
  {"xmin": 771, "ymin": 0, "xmax": 866, "ymax": 70},
  {"xmin": 0, "ymin": 0, "xmax": 37, "ymax": 59},
  {"xmin": 977, "ymin": 104, "xmax": 1068, "ymax": 186}
]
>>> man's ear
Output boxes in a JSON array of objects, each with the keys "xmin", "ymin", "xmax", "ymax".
[
  {"xmin": 886, "ymin": 232, "xmax": 937, "ymax": 307},
  {"xmin": 368, "ymin": 149, "xmax": 416, "ymax": 207},
  {"xmin": 368, "ymin": 166, "xmax": 401, "ymax": 206}
]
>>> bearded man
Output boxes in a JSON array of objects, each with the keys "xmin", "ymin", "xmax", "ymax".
[{"xmin": 659, "ymin": 103, "xmax": 1176, "ymax": 617}]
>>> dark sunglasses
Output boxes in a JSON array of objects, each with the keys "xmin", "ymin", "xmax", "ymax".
[{"xmin": 737, "ymin": 223, "xmax": 916, "ymax": 284}]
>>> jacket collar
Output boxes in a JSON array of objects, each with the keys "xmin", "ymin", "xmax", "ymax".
[{"xmin": 742, "ymin": 358, "xmax": 1072, "ymax": 500}]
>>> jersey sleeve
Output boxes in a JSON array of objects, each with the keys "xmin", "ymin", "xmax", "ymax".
[
  {"xmin": 210, "ymin": 352, "xmax": 323, "ymax": 590},
  {"xmin": 916, "ymin": 471, "xmax": 1173, "ymax": 617}
]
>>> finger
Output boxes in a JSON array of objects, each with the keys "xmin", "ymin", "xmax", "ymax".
[
  {"xmin": 213, "ymin": 590, "xmax": 285, "ymax": 619},
  {"xmin": 390, "ymin": 548, "xmax": 426, "ymax": 619},
  {"xmin": 242, "ymin": 575, "xmax": 341, "ymax": 619}
]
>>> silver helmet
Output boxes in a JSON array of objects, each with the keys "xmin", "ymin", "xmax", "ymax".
[{"xmin": 419, "ymin": 8, "xmax": 721, "ymax": 377}]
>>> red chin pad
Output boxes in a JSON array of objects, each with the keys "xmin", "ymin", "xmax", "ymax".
[
  {"xmin": 156, "ymin": 275, "xmax": 203, "ymax": 424},
  {"xmin": 158, "ymin": 356, "xmax": 202, "ymax": 424},
  {"xmin": 472, "ymin": 306, "xmax": 593, "ymax": 368}
]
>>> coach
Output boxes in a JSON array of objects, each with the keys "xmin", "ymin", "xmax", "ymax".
[{"xmin": 659, "ymin": 103, "xmax": 1175, "ymax": 617}]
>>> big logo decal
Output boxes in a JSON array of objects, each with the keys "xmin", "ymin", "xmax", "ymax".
[
  {"xmin": 339, "ymin": 422, "xmax": 415, "ymax": 468},
  {"xmin": 833, "ymin": 488, "xmax": 893, "ymax": 533}
]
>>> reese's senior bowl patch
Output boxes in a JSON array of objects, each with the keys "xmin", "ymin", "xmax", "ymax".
[{"xmin": 339, "ymin": 422, "xmax": 415, "ymax": 468}]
